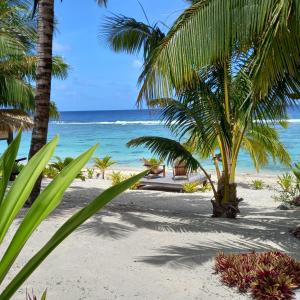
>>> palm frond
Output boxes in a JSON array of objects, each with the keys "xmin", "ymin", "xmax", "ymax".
[{"xmin": 127, "ymin": 136, "xmax": 200, "ymax": 172}]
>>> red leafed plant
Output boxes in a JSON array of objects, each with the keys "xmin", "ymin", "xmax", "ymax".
[{"xmin": 215, "ymin": 251, "xmax": 300, "ymax": 300}]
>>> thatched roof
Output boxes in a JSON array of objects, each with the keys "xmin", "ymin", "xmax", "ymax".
[{"xmin": 0, "ymin": 109, "xmax": 33, "ymax": 131}]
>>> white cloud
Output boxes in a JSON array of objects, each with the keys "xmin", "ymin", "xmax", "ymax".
[{"xmin": 133, "ymin": 59, "xmax": 143, "ymax": 68}]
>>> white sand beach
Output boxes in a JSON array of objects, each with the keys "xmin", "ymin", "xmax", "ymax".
[{"xmin": 3, "ymin": 172, "xmax": 300, "ymax": 300}]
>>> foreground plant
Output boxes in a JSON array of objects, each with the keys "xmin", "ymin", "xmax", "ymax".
[
  {"xmin": 0, "ymin": 132, "xmax": 146, "ymax": 299},
  {"xmin": 215, "ymin": 251, "xmax": 300, "ymax": 300}
]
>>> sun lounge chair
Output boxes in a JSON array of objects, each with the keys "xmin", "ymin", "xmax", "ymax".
[
  {"xmin": 143, "ymin": 159, "xmax": 166, "ymax": 178},
  {"xmin": 172, "ymin": 161, "xmax": 189, "ymax": 180}
]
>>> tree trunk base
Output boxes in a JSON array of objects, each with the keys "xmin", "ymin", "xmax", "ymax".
[
  {"xmin": 211, "ymin": 198, "xmax": 243, "ymax": 218},
  {"xmin": 211, "ymin": 177, "xmax": 243, "ymax": 218}
]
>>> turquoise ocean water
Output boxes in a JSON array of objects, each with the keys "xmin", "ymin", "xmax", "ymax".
[{"xmin": 2, "ymin": 108, "xmax": 300, "ymax": 173}]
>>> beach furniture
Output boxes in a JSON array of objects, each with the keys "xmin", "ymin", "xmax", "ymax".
[
  {"xmin": 143, "ymin": 159, "xmax": 166, "ymax": 178},
  {"xmin": 137, "ymin": 173, "xmax": 208, "ymax": 192},
  {"xmin": 172, "ymin": 161, "xmax": 189, "ymax": 180}
]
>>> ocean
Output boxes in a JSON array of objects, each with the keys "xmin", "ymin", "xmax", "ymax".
[{"xmin": 2, "ymin": 108, "xmax": 300, "ymax": 173}]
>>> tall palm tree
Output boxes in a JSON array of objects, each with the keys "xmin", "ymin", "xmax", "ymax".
[{"xmin": 29, "ymin": 0, "xmax": 108, "ymax": 201}]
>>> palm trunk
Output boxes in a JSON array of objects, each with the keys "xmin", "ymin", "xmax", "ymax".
[{"xmin": 28, "ymin": 0, "xmax": 54, "ymax": 203}]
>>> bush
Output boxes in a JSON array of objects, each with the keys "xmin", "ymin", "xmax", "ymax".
[
  {"xmin": 199, "ymin": 183, "xmax": 212, "ymax": 192},
  {"xmin": 110, "ymin": 171, "xmax": 126, "ymax": 186},
  {"xmin": 215, "ymin": 251, "xmax": 300, "ymax": 300},
  {"xmin": 49, "ymin": 156, "xmax": 86, "ymax": 181},
  {"xmin": 182, "ymin": 182, "xmax": 199, "ymax": 193},
  {"xmin": 273, "ymin": 172, "xmax": 300, "ymax": 207},
  {"xmin": 43, "ymin": 166, "xmax": 58, "ymax": 179},
  {"xmin": 251, "ymin": 179, "xmax": 264, "ymax": 190},
  {"xmin": 86, "ymin": 168, "xmax": 95, "ymax": 179}
]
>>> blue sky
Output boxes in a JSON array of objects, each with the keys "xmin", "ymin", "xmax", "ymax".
[{"xmin": 51, "ymin": 0, "xmax": 188, "ymax": 111}]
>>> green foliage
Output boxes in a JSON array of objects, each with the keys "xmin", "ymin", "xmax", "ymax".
[
  {"xmin": 49, "ymin": 157, "xmax": 86, "ymax": 181},
  {"xmin": 273, "ymin": 170, "xmax": 300, "ymax": 206},
  {"xmin": 199, "ymin": 183, "xmax": 212, "ymax": 192},
  {"xmin": 26, "ymin": 289, "xmax": 47, "ymax": 300},
  {"xmin": 251, "ymin": 180, "xmax": 264, "ymax": 190},
  {"xmin": 43, "ymin": 166, "xmax": 58, "ymax": 179},
  {"xmin": 86, "ymin": 168, "xmax": 95, "ymax": 179},
  {"xmin": 215, "ymin": 251, "xmax": 300, "ymax": 300},
  {"xmin": 94, "ymin": 156, "xmax": 116, "ymax": 179},
  {"xmin": 109, "ymin": 171, "xmax": 126, "ymax": 186},
  {"xmin": 0, "ymin": 132, "xmax": 146, "ymax": 299},
  {"xmin": 277, "ymin": 173, "xmax": 293, "ymax": 192},
  {"xmin": 143, "ymin": 157, "xmax": 163, "ymax": 169},
  {"xmin": 182, "ymin": 182, "xmax": 198, "ymax": 193}
]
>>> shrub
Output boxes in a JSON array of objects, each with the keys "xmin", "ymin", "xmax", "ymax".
[
  {"xmin": 86, "ymin": 168, "xmax": 95, "ymax": 179},
  {"xmin": 110, "ymin": 171, "xmax": 126, "ymax": 186},
  {"xmin": 43, "ymin": 166, "xmax": 58, "ymax": 179},
  {"xmin": 49, "ymin": 156, "xmax": 86, "ymax": 181},
  {"xmin": 0, "ymin": 132, "xmax": 146, "ymax": 299},
  {"xmin": 251, "ymin": 179, "xmax": 264, "ymax": 190},
  {"xmin": 215, "ymin": 251, "xmax": 300, "ymax": 300},
  {"xmin": 273, "ymin": 171, "xmax": 300, "ymax": 207},
  {"xmin": 277, "ymin": 173, "xmax": 293, "ymax": 192},
  {"xmin": 199, "ymin": 183, "xmax": 212, "ymax": 192},
  {"xmin": 182, "ymin": 182, "xmax": 199, "ymax": 193},
  {"xmin": 26, "ymin": 289, "xmax": 47, "ymax": 300}
]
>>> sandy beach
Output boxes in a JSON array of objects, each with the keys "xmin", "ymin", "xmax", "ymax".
[{"xmin": 1, "ymin": 171, "xmax": 298, "ymax": 300}]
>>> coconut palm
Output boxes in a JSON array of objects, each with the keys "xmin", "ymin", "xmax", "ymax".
[
  {"xmin": 102, "ymin": 10, "xmax": 296, "ymax": 217},
  {"xmin": 136, "ymin": 0, "xmax": 300, "ymax": 103},
  {"xmin": 29, "ymin": 0, "xmax": 109, "ymax": 201},
  {"xmin": 94, "ymin": 156, "xmax": 116, "ymax": 179},
  {"xmin": 128, "ymin": 64, "xmax": 292, "ymax": 218}
]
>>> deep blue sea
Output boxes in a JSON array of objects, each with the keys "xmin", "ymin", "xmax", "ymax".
[{"xmin": 2, "ymin": 108, "xmax": 300, "ymax": 173}]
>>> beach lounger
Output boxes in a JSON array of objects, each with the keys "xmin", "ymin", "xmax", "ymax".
[{"xmin": 172, "ymin": 161, "xmax": 189, "ymax": 180}]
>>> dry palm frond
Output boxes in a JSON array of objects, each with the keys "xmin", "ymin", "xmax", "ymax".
[{"xmin": 0, "ymin": 109, "xmax": 33, "ymax": 131}]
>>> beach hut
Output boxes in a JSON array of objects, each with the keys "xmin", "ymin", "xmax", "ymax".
[{"xmin": 0, "ymin": 109, "xmax": 33, "ymax": 144}]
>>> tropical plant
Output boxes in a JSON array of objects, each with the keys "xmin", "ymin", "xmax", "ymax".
[
  {"xmin": 277, "ymin": 173, "xmax": 293, "ymax": 192},
  {"xmin": 26, "ymin": 289, "xmax": 47, "ymax": 300},
  {"xmin": 251, "ymin": 179, "xmax": 264, "ymax": 190},
  {"xmin": 127, "ymin": 67, "xmax": 292, "ymax": 218},
  {"xmin": 86, "ymin": 168, "xmax": 95, "ymax": 179},
  {"xmin": 0, "ymin": 2, "xmax": 67, "ymax": 133},
  {"xmin": 182, "ymin": 182, "xmax": 198, "ymax": 193},
  {"xmin": 273, "ymin": 168, "xmax": 300, "ymax": 207},
  {"xmin": 49, "ymin": 157, "xmax": 86, "ymax": 181},
  {"xmin": 0, "ymin": 132, "xmax": 146, "ymax": 299},
  {"xmin": 109, "ymin": 171, "xmax": 125, "ymax": 186},
  {"xmin": 43, "ymin": 166, "xmax": 58, "ymax": 179},
  {"xmin": 102, "ymin": 7, "xmax": 294, "ymax": 218},
  {"xmin": 94, "ymin": 156, "xmax": 116, "ymax": 179},
  {"xmin": 215, "ymin": 251, "xmax": 300, "ymax": 300},
  {"xmin": 136, "ymin": 0, "xmax": 300, "ymax": 104}
]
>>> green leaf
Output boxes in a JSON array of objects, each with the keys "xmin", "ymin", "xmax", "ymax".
[
  {"xmin": 0, "ymin": 131, "xmax": 22, "ymax": 205},
  {"xmin": 0, "ymin": 171, "xmax": 147, "ymax": 300},
  {"xmin": 0, "ymin": 145, "xmax": 98, "ymax": 284},
  {"xmin": 0, "ymin": 136, "xmax": 58, "ymax": 245}
]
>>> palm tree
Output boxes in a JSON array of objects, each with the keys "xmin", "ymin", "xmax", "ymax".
[
  {"xmin": 102, "ymin": 3, "xmax": 300, "ymax": 217},
  {"xmin": 136, "ymin": 0, "xmax": 300, "ymax": 103},
  {"xmin": 128, "ymin": 63, "xmax": 292, "ymax": 217},
  {"xmin": 29, "ymin": 0, "xmax": 108, "ymax": 201},
  {"xmin": 94, "ymin": 156, "xmax": 116, "ymax": 179}
]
